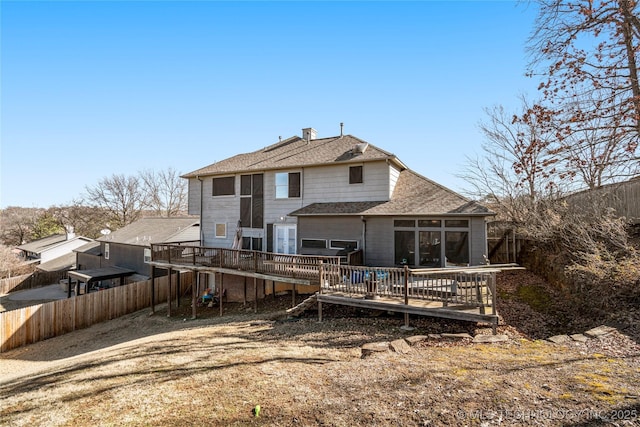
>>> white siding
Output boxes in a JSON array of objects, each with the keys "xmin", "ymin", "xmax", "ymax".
[
  {"xmin": 301, "ymin": 161, "xmax": 391, "ymax": 204},
  {"xmin": 40, "ymin": 239, "xmax": 92, "ymax": 263},
  {"xmin": 199, "ymin": 176, "xmax": 241, "ymax": 247}
]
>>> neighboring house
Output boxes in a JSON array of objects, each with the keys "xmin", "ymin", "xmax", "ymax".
[
  {"xmin": 90, "ymin": 217, "xmax": 200, "ymax": 277},
  {"xmin": 74, "ymin": 241, "xmax": 103, "ymax": 270},
  {"xmin": 17, "ymin": 233, "xmax": 94, "ymax": 268},
  {"xmin": 183, "ymin": 127, "xmax": 493, "ymax": 267}
]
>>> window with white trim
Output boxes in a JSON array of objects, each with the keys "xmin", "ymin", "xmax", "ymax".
[
  {"xmin": 301, "ymin": 239, "xmax": 327, "ymax": 249},
  {"xmin": 330, "ymin": 240, "xmax": 358, "ymax": 250},
  {"xmin": 215, "ymin": 223, "xmax": 226, "ymax": 238},
  {"xmin": 104, "ymin": 243, "xmax": 110, "ymax": 260},
  {"xmin": 144, "ymin": 248, "xmax": 151, "ymax": 263}
]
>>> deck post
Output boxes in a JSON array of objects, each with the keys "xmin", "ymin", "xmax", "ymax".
[
  {"xmin": 403, "ymin": 265, "xmax": 409, "ymax": 306},
  {"xmin": 151, "ymin": 266, "xmax": 156, "ymax": 314},
  {"xmin": 272, "ymin": 280, "xmax": 276, "ymax": 299},
  {"xmin": 219, "ymin": 273, "xmax": 224, "ymax": 317},
  {"xmin": 192, "ymin": 272, "xmax": 198, "ymax": 319},
  {"xmin": 318, "ymin": 261, "xmax": 324, "ymax": 294},
  {"xmin": 318, "ymin": 300, "xmax": 323, "ymax": 323},
  {"xmin": 476, "ymin": 273, "xmax": 485, "ymax": 314},
  {"xmin": 243, "ymin": 276, "xmax": 247, "ymax": 306},
  {"xmin": 254, "ymin": 277, "xmax": 258, "ymax": 313},
  {"xmin": 291, "ymin": 283, "xmax": 296, "ymax": 307},
  {"xmin": 490, "ymin": 271, "xmax": 497, "ymax": 316},
  {"xmin": 404, "ymin": 313, "xmax": 410, "ymax": 328},
  {"xmin": 176, "ymin": 271, "xmax": 181, "ymax": 307},
  {"xmin": 167, "ymin": 267, "xmax": 172, "ymax": 317}
]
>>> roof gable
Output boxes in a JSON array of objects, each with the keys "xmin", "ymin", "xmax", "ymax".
[
  {"xmin": 290, "ymin": 170, "xmax": 493, "ymax": 217},
  {"xmin": 183, "ymin": 135, "xmax": 403, "ymax": 177}
]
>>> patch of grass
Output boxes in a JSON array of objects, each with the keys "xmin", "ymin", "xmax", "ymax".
[{"xmin": 516, "ymin": 284, "xmax": 552, "ymax": 312}]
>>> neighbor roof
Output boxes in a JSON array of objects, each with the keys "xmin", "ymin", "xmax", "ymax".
[
  {"xmin": 37, "ymin": 252, "xmax": 76, "ymax": 272},
  {"xmin": 290, "ymin": 170, "xmax": 494, "ymax": 217},
  {"xmin": 98, "ymin": 217, "xmax": 200, "ymax": 246},
  {"xmin": 182, "ymin": 134, "xmax": 406, "ymax": 177},
  {"xmin": 17, "ymin": 234, "xmax": 67, "ymax": 253},
  {"xmin": 74, "ymin": 241, "xmax": 102, "ymax": 256}
]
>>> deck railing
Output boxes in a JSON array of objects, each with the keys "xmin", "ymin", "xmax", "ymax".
[
  {"xmin": 321, "ymin": 264, "xmax": 497, "ymax": 310},
  {"xmin": 151, "ymin": 244, "xmax": 497, "ymax": 311}
]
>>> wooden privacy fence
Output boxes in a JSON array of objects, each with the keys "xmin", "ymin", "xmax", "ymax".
[
  {"xmin": 0, "ymin": 271, "xmax": 67, "ymax": 295},
  {"xmin": 0, "ymin": 271, "xmax": 193, "ymax": 353}
]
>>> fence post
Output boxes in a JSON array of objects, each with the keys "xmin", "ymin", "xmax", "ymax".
[
  {"xmin": 151, "ymin": 266, "xmax": 156, "ymax": 314},
  {"xmin": 318, "ymin": 261, "xmax": 324, "ymax": 294}
]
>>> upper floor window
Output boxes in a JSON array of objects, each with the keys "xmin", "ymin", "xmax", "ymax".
[
  {"xmin": 349, "ymin": 166, "xmax": 363, "ymax": 184},
  {"xmin": 275, "ymin": 172, "xmax": 301, "ymax": 198},
  {"xmin": 212, "ymin": 176, "xmax": 235, "ymax": 196},
  {"xmin": 143, "ymin": 248, "xmax": 151, "ymax": 264},
  {"xmin": 104, "ymin": 243, "xmax": 110, "ymax": 260}
]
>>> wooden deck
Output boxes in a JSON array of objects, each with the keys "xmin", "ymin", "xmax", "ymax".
[{"xmin": 150, "ymin": 244, "xmax": 501, "ymax": 332}]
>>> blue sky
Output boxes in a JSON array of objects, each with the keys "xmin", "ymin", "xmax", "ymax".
[{"xmin": 1, "ymin": 1, "xmax": 539, "ymax": 208}]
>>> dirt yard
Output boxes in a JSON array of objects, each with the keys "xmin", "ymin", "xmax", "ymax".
[{"xmin": 1, "ymin": 270, "xmax": 639, "ymax": 426}]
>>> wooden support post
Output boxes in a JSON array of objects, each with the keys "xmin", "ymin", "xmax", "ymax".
[
  {"xmin": 167, "ymin": 267, "xmax": 172, "ymax": 317},
  {"xmin": 291, "ymin": 283, "xmax": 296, "ymax": 307},
  {"xmin": 176, "ymin": 271, "xmax": 181, "ymax": 307},
  {"xmin": 404, "ymin": 313, "xmax": 410, "ymax": 328},
  {"xmin": 243, "ymin": 276, "xmax": 247, "ymax": 306},
  {"xmin": 219, "ymin": 273, "xmax": 224, "ymax": 317},
  {"xmin": 476, "ymin": 273, "xmax": 485, "ymax": 314},
  {"xmin": 192, "ymin": 272, "xmax": 198, "ymax": 320},
  {"xmin": 318, "ymin": 300, "xmax": 323, "ymax": 322},
  {"xmin": 272, "ymin": 280, "xmax": 275, "ymax": 299},
  {"xmin": 67, "ymin": 276, "xmax": 72, "ymax": 299},
  {"xmin": 254, "ymin": 277, "xmax": 258, "ymax": 313},
  {"xmin": 151, "ymin": 266, "xmax": 156, "ymax": 314}
]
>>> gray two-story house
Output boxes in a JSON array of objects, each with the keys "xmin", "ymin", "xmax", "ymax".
[{"xmin": 183, "ymin": 127, "xmax": 493, "ymax": 268}]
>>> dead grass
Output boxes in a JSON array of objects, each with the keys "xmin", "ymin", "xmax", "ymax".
[{"xmin": 1, "ymin": 271, "xmax": 639, "ymax": 426}]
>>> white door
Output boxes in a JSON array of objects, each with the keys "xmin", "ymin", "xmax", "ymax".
[{"xmin": 274, "ymin": 225, "xmax": 297, "ymax": 254}]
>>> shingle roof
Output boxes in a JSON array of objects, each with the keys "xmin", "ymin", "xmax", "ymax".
[
  {"xmin": 290, "ymin": 170, "xmax": 493, "ymax": 217},
  {"xmin": 74, "ymin": 241, "xmax": 102, "ymax": 256},
  {"xmin": 98, "ymin": 217, "xmax": 200, "ymax": 246},
  {"xmin": 182, "ymin": 135, "xmax": 404, "ymax": 177},
  {"xmin": 17, "ymin": 234, "xmax": 67, "ymax": 253},
  {"xmin": 37, "ymin": 252, "xmax": 76, "ymax": 272}
]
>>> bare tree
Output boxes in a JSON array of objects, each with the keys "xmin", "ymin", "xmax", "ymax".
[
  {"xmin": 461, "ymin": 98, "xmax": 559, "ymax": 224},
  {"xmin": 555, "ymin": 97, "xmax": 639, "ymax": 189},
  {"xmin": 527, "ymin": 0, "xmax": 640, "ymax": 153},
  {"xmin": 0, "ymin": 207, "xmax": 43, "ymax": 246},
  {"xmin": 84, "ymin": 174, "xmax": 147, "ymax": 230},
  {"xmin": 140, "ymin": 168, "xmax": 188, "ymax": 217},
  {"xmin": 0, "ymin": 244, "xmax": 30, "ymax": 278},
  {"xmin": 49, "ymin": 202, "xmax": 112, "ymax": 239}
]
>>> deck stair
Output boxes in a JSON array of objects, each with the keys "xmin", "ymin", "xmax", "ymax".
[{"xmin": 286, "ymin": 293, "xmax": 318, "ymax": 317}]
